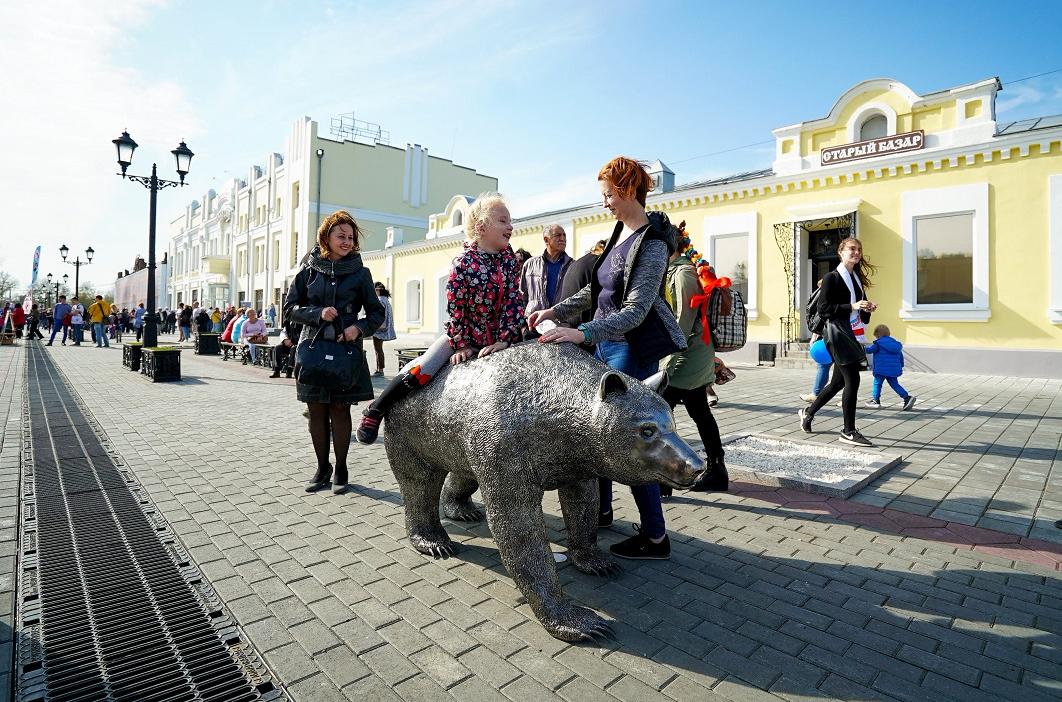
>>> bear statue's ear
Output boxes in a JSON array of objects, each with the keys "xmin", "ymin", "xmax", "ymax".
[
  {"xmin": 642, "ymin": 370, "xmax": 669, "ymax": 396},
  {"xmin": 598, "ymin": 371, "xmax": 629, "ymax": 401}
]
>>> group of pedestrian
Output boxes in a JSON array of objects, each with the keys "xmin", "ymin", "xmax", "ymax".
[{"xmin": 283, "ymin": 157, "xmax": 735, "ymax": 564}]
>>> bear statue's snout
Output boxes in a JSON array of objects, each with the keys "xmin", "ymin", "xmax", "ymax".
[{"xmin": 654, "ymin": 432, "xmax": 705, "ymax": 488}]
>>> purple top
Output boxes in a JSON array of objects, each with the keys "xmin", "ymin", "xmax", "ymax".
[{"xmin": 594, "ymin": 233, "xmax": 638, "ymax": 340}]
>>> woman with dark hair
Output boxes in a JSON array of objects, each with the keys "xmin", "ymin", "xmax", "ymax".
[
  {"xmin": 371, "ymin": 282, "xmax": 396, "ymax": 376},
  {"xmin": 285, "ymin": 210, "xmax": 384, "ymax": 494},
  {"xmin": 799, "ymin": 237, "xmax": 877, "ymax": 447},
  {"xmin": 514, "ymin": 248, "xmax": 532, "ymax": 270},
  {"xmin": 531, "ymin": 156, "xmax": 686, "ymax": 561}
]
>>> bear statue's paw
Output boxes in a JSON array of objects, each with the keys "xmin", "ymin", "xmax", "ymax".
[
  {"xmin": 442, "ymin": 501, "xmax": 485, "ymax": 522},
  {"xmin": 570, "ymin": 549, "xmax": 622, "ymax": 577},
  {"xmin": 542, "ymin": 601, "xmax": 614, "ymax": 642},
  {"xmin": 409, "ymin": 531, "xmax": 459, "ymax": 559}
]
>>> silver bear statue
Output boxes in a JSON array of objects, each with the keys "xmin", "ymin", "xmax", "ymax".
[{"xmin": 384, "ymin": 341, "xmax": 703, "ymax": 641}]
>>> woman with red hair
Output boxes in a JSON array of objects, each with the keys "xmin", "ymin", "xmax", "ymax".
[{"xmin": 532, "ymin": 157, "xmax": 686, "ymax": 560}]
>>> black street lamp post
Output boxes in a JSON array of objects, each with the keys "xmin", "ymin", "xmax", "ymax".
[
  {"xmin": 59, "ymin": 245, "xmax": 93, "ymax": 298},
  {"xmin": 112, "ymin": 130, "xmax": 193, "ymax": 348},
  {"xmin": 46, "ymin": 273, "xmax": 69, "ymax": 309}
]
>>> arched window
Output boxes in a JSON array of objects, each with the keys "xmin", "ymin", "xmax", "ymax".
[
  {"xmin": 859, "ymin": 114, "xmax": 888, "ymax": 141},
  {"xmin": 452, "ymin": 210, "xmax": 463, "ymax": 227},
  {"xmin": 406, "ymin": 280, "xmax": 422, "ymax": 324}
]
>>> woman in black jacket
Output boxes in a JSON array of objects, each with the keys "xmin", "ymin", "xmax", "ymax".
[
  {"xmin": 799, "ymin": 237, "xmax": 877, "ymax": 447},
  {"xmin": 285, "ymin": 211, "xmax": 384, "ymax": 494}
]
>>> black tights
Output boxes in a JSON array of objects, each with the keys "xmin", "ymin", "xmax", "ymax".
[
  {"xmin": 307, "ymin": 402, "xmax": 352, "ymax": 470},
  {"xmin": 807, "ymin": 362, "xmax": 861, "ymax": 432},
  {"xmin": 663, "ymin": 385, "xmax": 723, "ymax": 460}
]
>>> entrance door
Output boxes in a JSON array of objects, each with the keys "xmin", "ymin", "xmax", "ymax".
[{"xmin": 808, "ymin": 227, "xmax": 843, "ymax": 291}]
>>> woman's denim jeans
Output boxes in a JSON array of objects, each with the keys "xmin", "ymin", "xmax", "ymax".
[
  {"xmin": 813, "ymin": 362, "xmax": 832, "ymax": 395},
  {"xmin": 594, "ymin": 340, "xmax": 666, "ymax": 539}
]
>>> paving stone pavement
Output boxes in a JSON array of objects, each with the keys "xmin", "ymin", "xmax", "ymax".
[{"xmin": 6, "ymin": 338, "xmax": 1062, "ymax": 702}]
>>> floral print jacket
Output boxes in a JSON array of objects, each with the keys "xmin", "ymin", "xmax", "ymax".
[{"xmin": 446, "ymin": 241, "xmax": 526, "ymax": 350}]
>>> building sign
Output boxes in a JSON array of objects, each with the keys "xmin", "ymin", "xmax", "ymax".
[{"xmin": 821, "ymin": 130, "xmax": 925, "ymax": 165}]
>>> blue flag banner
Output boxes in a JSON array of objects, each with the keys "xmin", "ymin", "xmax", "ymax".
[{"xmin": 30, "ymin": 245, "xmax": 41, "ymax": 287}]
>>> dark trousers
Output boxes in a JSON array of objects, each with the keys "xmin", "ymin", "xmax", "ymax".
[
  {"xmin": 663, "ymin": 385, "xmax": 723, "ymax": 460},
  {"xmin": 28, "ymin": 322, "xmax": 43, "ymax": 339},
  {"xmin": 274, "ymin": 343, "xmax": 295, "ymax": 372},
  {"xmin": 595, "ymin": 340, "xmax": 666, "ymax": 539},
  {"xmin": 807, "ymin": 362, "xmax": 861, "ymax": 432}
]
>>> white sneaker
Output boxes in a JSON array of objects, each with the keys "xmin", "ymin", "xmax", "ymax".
[
  {"xmin": 864, "ymin": 400, "xmax": 881, "ymax": 409},
  {"xmin": 799, "ymin": 393, "xmax": 817, "ymax": 403}
]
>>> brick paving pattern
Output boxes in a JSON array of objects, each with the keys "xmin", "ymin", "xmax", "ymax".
[{"xmin": 4, "ymin": 338, "xmax": 1060, "ymax": 701}]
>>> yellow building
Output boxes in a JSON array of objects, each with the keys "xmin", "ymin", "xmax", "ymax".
[
  {"xmin": 366, "ymin": 76, "xmax": 1062, "ymax": 377},
  {"xmin": 164, "ymin": 116, "xmax": 496, "ymax": 313}
]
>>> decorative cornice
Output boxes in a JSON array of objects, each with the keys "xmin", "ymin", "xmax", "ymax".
[{"xmin": 651, "ymin": 127, "xmax": 1062, "ymax": 214}]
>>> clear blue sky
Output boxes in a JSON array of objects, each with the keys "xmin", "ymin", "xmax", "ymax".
[{"xmin": 3, "ymin": 0, "xmax": 1061, "ymax": 292}]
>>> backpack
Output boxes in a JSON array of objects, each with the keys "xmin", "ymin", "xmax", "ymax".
[
  {"xmin": 708, "ymin": 288, "xmax": 748, "ymax": 352},
  {"xmin": 806, "ymin": 287, "xmax": 825, "ymax": 336}
]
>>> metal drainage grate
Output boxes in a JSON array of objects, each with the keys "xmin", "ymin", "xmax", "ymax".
[{"xmin": 16, "ymin": 344, "xmax": 286, "ymax": 702}]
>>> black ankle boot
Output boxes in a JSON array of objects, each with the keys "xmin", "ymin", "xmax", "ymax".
[
  {"xmin": 269, "ymin": 369, "xmax": 281, "ymax": 378},
  {"xmin": 332, "ymin": 465, "xmax": 348, "ymax": 494},
  {"xmin": 356, "ymin": 372, "xmax": 420, "ymax": 444},
  {"xmin": 305, "ymin": 463, "xmax": 332, "ymax": 492},
  {"xmin": 690, "ymin": 455, "xmax": 729, "ymax": 492}
]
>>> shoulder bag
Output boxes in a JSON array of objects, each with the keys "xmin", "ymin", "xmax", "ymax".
[{"xmin": 295, "ymin": 321, "xmax": 355, "ymax": 389}]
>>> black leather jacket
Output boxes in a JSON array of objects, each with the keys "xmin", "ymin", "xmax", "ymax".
[{"xmin": 284, "ymin": 247, "xmax": 384, "ymax": 343}]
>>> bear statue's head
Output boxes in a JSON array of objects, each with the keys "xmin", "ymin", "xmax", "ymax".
[{"xmin": 590, "ymin": 370, "xmax": 704, "ymax": 489}]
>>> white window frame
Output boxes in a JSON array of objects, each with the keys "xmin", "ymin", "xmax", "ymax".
[
  {"xmin": 1050, "ymin": 174, "xmax": 1062, "ymax": 324},
  {"xmin": 405, "ymin": 278, "xmax": 423, "ymax": 325},
  {"xmin": 436, "ymin": 269, "xmax": 451, "ymax": 333},
  {"xmin": 900, "ymin": 182, "xmax": 989, "ymax": 322},
  {"xmin": 847, "ymin": 102, "xmax": 898, "ymax": 143},
  {"xmin": 702, "ymin": 212, "xmax": 758, "ymax": 320}
]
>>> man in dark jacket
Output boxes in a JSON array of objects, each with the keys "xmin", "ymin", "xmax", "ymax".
[
  {"xmin": 558, "ymin": 239, "xmax": 606, "ymax": 329},
  {"xmin": 269, "ymin": 318, "xmax": 303, "ymax": 378}
]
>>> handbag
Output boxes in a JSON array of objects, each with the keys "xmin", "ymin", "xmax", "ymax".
[
  {"xmin": 713, "ymin": 358, "xmax": 736, "ymax": 385},
  {"xmin": 295, "ymin": 322, "xmax": 355, "ymax": 389}
]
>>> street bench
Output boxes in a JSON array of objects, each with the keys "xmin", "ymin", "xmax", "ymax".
[
  {"xmin": 247, "ymin": 343, "xmax": 275, "ymax": 369},
  {"xmin": 220, "ymin": 342, "xmax": 248, "ymax": 363},
  {"xmin": 395, "ymin": 347, "xmax": 427, "ymax": 368}
]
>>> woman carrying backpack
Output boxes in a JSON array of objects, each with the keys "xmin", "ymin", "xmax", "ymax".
[
  {"xmin": 798, "ymin": 237, "xmax": 877, "ymax": 447},
  {"xmin": 659, "ymin": 223, "xmax": 729, "ymax": 495}
]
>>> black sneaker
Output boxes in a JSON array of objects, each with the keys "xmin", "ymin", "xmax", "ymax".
[
  {"xmin": 902, "ymin": 396, "xmax": 916, "ymax": 411},
  {"xmin": 597, "ymin": 509, "xmax": 614, "ymax": 528},
  {"xmin": 659, "ymin": 484, "xmax": 673, "ymax": 498},
  {"xmin": 839, "ymin": 430, "xmax": 874, "ymax": 447},
  {"xmin": 356, "ymin": 411, "xmax": 383, "ymax": 444},
  {"xmin": 799, "ymin": 407, "xmax": 813, "ymax": 434},
  {"xmin": 610, "ymin": 526, "xmax": 670, "ymax": 560}
]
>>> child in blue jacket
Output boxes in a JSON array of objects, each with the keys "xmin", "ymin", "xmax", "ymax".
[{"xmin": 864, "ymin": 324, "xmax": 916, "ymax": 410}]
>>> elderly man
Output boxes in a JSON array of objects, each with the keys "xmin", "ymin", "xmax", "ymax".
[{"xmin": 520, "ymin": 223, "xmax": 573, "ymax": 319}]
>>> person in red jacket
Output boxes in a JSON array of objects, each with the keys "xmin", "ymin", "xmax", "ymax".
[
  {"xmin": 11, "ymin": 303, "xmax": 26, "ymax": 338},
  {"xmin": 221, "ymin": 310, "xmax": 240, "ymax": 342}
]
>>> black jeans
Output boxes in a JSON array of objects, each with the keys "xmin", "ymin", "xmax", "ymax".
[
  {"xmin": 274, "ymin": 343, "xmax": 295, "ymax": 372},
  {"xmin": 662, "ymin": 385, "xmax": 723, "ymax": 460},
  {"xmin": 807, "ymin": 362, "xmax": 861, "ymax": 432}
]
